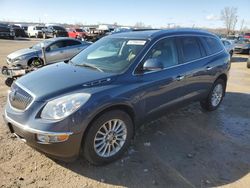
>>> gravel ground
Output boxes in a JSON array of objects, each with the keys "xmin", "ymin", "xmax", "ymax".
[{"xmin": 0, "ymin": 38, "xmax": 250, "ymax": 188}]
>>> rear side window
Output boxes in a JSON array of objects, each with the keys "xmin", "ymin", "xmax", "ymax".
[
  {"xmin": 202, "ymin": 37, "xmax": 223, "ymax": 55},
  {"xmin": 179, "ymin": 37, "xmax": 202, "ymax": 62},
  {"xmin": 65, "ymin": 40, "xmax": 81, "ymax": 46},
  {"xmin": 47, "ymin": 41, "xmax": 65, "ymax": 51}
]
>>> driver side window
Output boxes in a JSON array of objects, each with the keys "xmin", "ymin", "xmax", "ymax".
[{"xmin": 143, "ymin": 38, "xmax": 178, "ymax": 69}]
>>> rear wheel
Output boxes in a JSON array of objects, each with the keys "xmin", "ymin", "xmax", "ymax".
[
  {"xmin": 83, "ymin": 110, "xmax": 133, "ymax": 165},
  {"xmin": 200, "ymin": 79, "xmax": 225, "ymax": 111},
  {"xmin": 247, "ymin": 59, "xmax": 250, "ymax": 68},
  {"xmin": 43, "ymin": 33, "xmax": 46, "ymax": 39}
]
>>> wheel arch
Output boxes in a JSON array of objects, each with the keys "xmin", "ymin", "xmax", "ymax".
[
  {"xmin": 27, "ymin": 57, "xmax": 44, "ymax": 66},
  {"xmin": 215, "ymin": 73, "xmax": 228, "ymax": 95},
  {"xmin": 216, "ymin": 73, "xmax": 227, "ymax": 85},
  {"xmin": 81, "ymin": 103, "xmax": 136, "ymax": 145}
]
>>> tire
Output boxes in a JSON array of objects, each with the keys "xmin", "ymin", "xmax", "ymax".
[
  {"xmin": 35, "ymin": 33, "xmax": 38, "ymax": 38},
  {"xmin": 200, "ymin": 79, "xmax": 225, "ymax": 111},
  {"xmin": 5, "ymin": 78, "xmax": 14, "ymax": 87},
  {"xmin": 43, "ymin": 33, "xmax": 46, "ymax": 39},
  {"xmin": 83, "ymin": 110, "xmax": 133, "ymax": 165},
  {"xmin": 229, "ymin": 51, "xmax": 233, "ymax": 61},
  {"xmin": 29, "ymin": 58, "xmax": 43, "ymax": 68},
  {"xmin": 28, "ymin": 33, "xmax": 31, "ymax": 38},
  {"xmin": 247, "ymin": 59, "xmax": 250, "ymax": 68}
]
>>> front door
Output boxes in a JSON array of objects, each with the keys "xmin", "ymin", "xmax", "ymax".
[
  {"xmin": 136, "ymin": 37, "xmax": 187, "ymax": 115},
  {"xmin": 46, "ymin": 40, "xmax": 66, "ymax": 63}
]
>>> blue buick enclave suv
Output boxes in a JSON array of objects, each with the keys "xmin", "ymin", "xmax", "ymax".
[{"xmin": 4, "ymin": 29, "xmax": 230, "ymax": 165}]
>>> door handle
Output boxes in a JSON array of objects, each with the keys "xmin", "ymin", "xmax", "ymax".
[
  {"xmin": 176, "ymin": 75, "xmax": 185, "ymax": 81},
  {"xmin": 206, "ymin": 66, "xmax": 214, "ymax": 71}
]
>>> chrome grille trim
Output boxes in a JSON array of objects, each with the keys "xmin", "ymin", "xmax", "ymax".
[{"xmin": 8, "ymin": 82, "xmax": 36, "ymax": 112}]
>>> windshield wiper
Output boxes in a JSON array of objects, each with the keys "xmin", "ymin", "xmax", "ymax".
[{"xmin": 75, "ymin": 63, "xmax": 104, "ymax": 72}]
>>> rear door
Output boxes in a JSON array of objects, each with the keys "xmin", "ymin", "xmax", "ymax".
[
  {"xmin": 45, "ymin": 40, "xmax": 67, "ymax": 63},
  {"xmin": 176, "ymin": 36, "xmax": 219, "ymax": 101},
  {"xmin": 63, "ymin": 39, "xmax": 83, "ymax": 60}
]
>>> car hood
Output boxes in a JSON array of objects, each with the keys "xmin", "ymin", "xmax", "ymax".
[
  {"xmin": 7, "ymin": 48, "xmax": 38, "ymax": 59},
  {"xmin": 16, "ymin": 62, "xmax": 115, "ymax": 101}
]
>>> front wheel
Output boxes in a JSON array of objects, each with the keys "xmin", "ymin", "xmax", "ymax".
[
  {"xmin": 200, "ymin": 79, "xmax": 225, "ymax": 111},
  {"xmin": 83, "ymin": 110, "xmax": 133, "ymax": 165},
  {"xmin": 29, "ymin": 58, "xmax": 43, "ymax": 68}
]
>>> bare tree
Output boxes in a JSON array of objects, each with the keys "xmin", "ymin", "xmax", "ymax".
[
  {"xmin": 240, "ymin": 19, "xmax": 245, "ymax": 33},
  {"xmin": 221, "ymin": 7, "xmax": 238, "ymax": 35},
  {"xmin": 134, "ymin": 22, "xmax": 146, "ymax": 28}
]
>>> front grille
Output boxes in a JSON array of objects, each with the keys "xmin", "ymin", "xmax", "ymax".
[{"xmin": 9, "ymin": 84, "xmax": 33, "ymax": 111}]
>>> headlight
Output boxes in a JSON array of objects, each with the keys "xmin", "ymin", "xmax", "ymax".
[
  {"xmin": 13, "ymin": 55, "xmax": 27, "ymax": 62},
  {"xmin": 41, "ymin": 93, "xmax": 91, "ymax": 120}
]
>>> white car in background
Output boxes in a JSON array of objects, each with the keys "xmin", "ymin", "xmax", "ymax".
[{"xmin": 27, "ymin": 25, "xmax": 46, "ymax": 38}]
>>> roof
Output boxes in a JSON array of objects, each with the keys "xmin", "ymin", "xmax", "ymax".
[{"xmin": 109, "ymin": 28, "xmax": 217, "ymax": 40}]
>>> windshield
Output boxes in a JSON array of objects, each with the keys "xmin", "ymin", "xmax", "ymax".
[
  {"xmin": 236, "ymin": 39, "xmax": 250, "ymax": 44},
  {"xmin": 52, "ymin": 26, "xmax": 65, "ymax": 31},
  {"xmin": 75, "ymin": 29, "xmax": 83, "ymax": 32},
  {"xmin": 71, "ymin": 37, "xmax": 147, "ymax": 73},
  {"xmin": 36, "ymin": 26, "xmax": 45, "ymax": 30},
  {"xmin": 32, "ymin": 40, "xmax": 53, "ymax": 49}
]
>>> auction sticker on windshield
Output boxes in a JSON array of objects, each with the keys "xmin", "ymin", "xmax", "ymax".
[{"xmin": 127, "ymin": 40, "xmax": 146, "ymax": 45}]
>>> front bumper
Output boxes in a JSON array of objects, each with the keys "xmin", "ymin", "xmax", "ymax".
[
  {"xmin": 6, "ymin": 57, "xmax": 28, "ymax": 67},
  {"xmin": 3, "ymin": 110, "xmax": 82, "ymax": 161}
]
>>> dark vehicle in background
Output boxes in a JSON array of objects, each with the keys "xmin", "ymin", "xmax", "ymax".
[
  {"xmin": 6, "ymin": 37, "xmax": 90, "ymax": 68},
  {"xmin": 42, "ymin": 25, "xmax": 68, "ymax": 39},
  {"xmin": 15, "ymin": 24, "xmax": 28, "ymax": 36},
  {"xmin": 234, "ymin": 39, "xmax": 250, "ymax": 54},
  {"xmin": 4, "ymin": 29, "xmax": 230, "ymax": 165},
  {"xmin": 9, "ymin": 25, "xmax": 26, "ymax": 37},
  {"xmin": 0, "ymin": 23, "xmax": 15, "ymax": 39},
  {"xmin": 67, "ymin": 28, "xmax": 87, "ymax": 40}
]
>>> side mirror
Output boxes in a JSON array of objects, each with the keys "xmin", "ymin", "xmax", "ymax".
[
  {"xmin": 143, "ymin": 58, "xmax": 163, "ymax": 71},
  {"xmin": 45, "ymin": 47, "xmax": 50, "ymax": 52}
]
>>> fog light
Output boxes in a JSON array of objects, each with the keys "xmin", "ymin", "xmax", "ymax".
[{"xmin": 36, "ymin": 134, "xmax": 69, "ymax": 144}]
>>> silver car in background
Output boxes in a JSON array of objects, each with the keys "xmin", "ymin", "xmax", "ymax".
[
  {"xmin": 6, "ymin": 38, "xmax": 90, "ymax": 68},
  {"xmin": 221, "ymin": 39, "xmax": 234, "ymax": 59}
]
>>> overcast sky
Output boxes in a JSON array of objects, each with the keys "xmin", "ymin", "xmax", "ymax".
[{"xmin": 0, "ymin": 0, "xmax": 249, "ymax": 29}]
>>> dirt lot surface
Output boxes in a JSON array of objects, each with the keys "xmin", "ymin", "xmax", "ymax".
[{"xmin": 0, "ymin": 38, "xmax": 250, "ymax": 188}]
